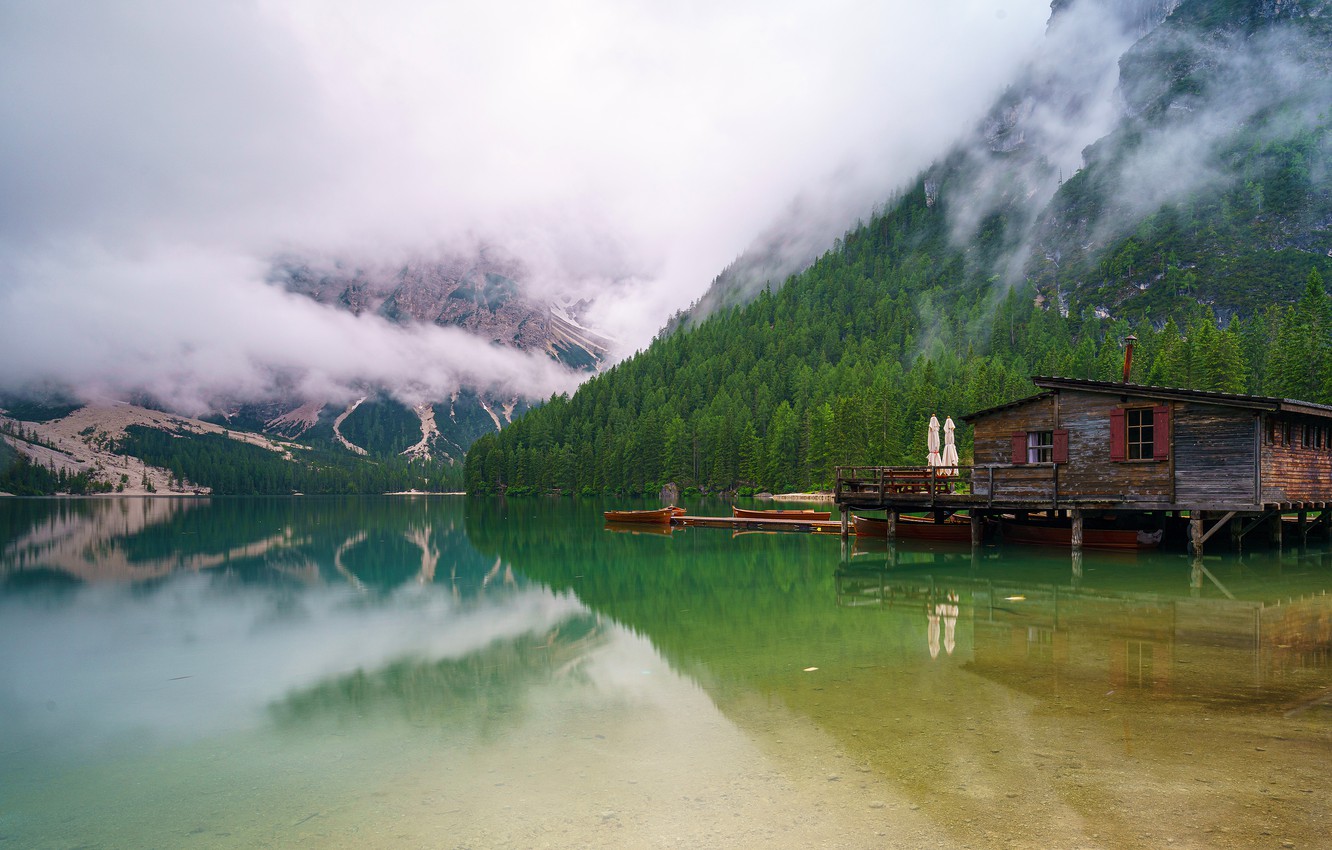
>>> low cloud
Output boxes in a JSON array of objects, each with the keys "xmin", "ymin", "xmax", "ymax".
[
  {"xmin": 0, "ymin": 0, "xmax": 1053, "ymax": 410},
  {"xmin": 929, "ymin": 0, "xmax": 1332, "ymax": 302}
]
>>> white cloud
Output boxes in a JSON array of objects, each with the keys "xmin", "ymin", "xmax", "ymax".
[{"xmin": 0, "ymin": 0, "xmax": 1052, "ymax": 407}]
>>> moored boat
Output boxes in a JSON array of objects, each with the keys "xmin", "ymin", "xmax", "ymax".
[
  {"xmin": 603, "ymin": 506, "xmax": 684, "ymax": 524},
  {"xmin": 733, "ymin": 507, "xmax": 832, "ymax": 521},
  {"xmin": 852, "ymin": 513, "xmax": 975, "ymax": 542},
  {"xmin": 1001, "ymin": 521, "xmax": 1163, "ymax": 551}
]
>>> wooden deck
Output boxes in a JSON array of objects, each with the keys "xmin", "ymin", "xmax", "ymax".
[
  {"xmin": 835, "ymin": 464, "xmax": 1328, "ymax": 513},
  {"xmin": 835, "ymin": 463, "xmax": 1332, "ymax": 556}
]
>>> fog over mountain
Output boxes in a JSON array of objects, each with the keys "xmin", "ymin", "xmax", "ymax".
[{"xmin": 0, "ymin": 0, "xmax": 1050, "ymax": 413}]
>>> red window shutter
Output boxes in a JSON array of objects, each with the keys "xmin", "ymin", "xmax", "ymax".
[
  {"xmin": 1052, "ymin": 428, "xmax": 1069, "ymax": 464},
  {"xmin": 1153, "ymin": 404, "xmax": 1171, "ymax": 460},
  {"xmin": 1011, "ymin": 432, "xmax": 1027, "ymax": 465},
  {"xmin": 1110, "ymin": 409, "xmax": 1126, "ymax": 461}
]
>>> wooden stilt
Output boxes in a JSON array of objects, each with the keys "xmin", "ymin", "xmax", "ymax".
[
  {"xmin": 1190, "ymin": 514, "xmax": 1204, "ymax": 558},
  {"xmin": 886, "ymin": 511, "xmax": 897, "ymax": 543},
  {"xmin": 1071, "ymin": 508, "xmax": 1084, "ymax": 554},
  {"xmin": 840, "ymin": 509, "xmax": 849, "ymax": 541},
  {"xmin": 970, "ymin": 512, "xmax": 983, "ymax": 548}
]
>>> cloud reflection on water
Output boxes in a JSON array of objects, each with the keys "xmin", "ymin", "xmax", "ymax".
[{"xmin": 0, "ymin": 574, "xmax": 587, "ymax": 760}]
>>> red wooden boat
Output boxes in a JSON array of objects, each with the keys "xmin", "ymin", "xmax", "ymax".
[
  {"xmin": 733, "ymin": 507, "xmax": 832, "ymax": 521},
  {"xmin": 603, "ymin": 506, "xmax": 684, "ymax": 524},
  {"xmin": 852, "ymin": 514, "xmax": 974, "ymax": 542},
  {"xmin": 1001, "ymin": 521, "xmax": 1163, "ymax": 551}
]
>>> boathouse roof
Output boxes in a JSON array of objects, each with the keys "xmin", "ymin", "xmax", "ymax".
[{"xmin": 962, "ymin": 376, "xmax": 1332, "ymax": 423}]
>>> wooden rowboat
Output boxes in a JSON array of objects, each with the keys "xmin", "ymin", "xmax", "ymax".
[
  {"xmin": 603, "ymin": 506, "xmax": 684, "ymax": 524},
  {"xmin": 852, "ymin": 514, "xmax": 974, "ymax": 542},
  {"xmin": 1001, "ymin": 521, "xmax": 1163, "ymax": 551},
  {"xmin": 733, "ymin": 507, "xmax": 832, "ymax": 521}
]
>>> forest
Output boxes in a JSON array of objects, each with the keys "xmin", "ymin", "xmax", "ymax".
[{"xmin": 464, "ymin": 180, "xmax": 1332, "ymax": 498}]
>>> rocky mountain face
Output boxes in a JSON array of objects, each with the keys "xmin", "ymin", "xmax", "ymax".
[
  {"xmin": 275, "ymin": 254, "xmax": 607, "ymax": 366},
  {"xmin": 210, "ymin": 253, "xmax": 614, "ymax": 461}
]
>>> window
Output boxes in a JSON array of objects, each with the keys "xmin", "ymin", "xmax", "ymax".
[
  {"xmin": 1111, "ymin": 404, "xmax": 1168, "ymax": 461},
  {"xmin": 1011, "ymin": 428, "xmax": 1068, "ymax": 464},
  {"xmin": 1027, "ymin": 430, "xmax": 1053, "ymax": 463},
  {"xmin": 1303, "ymin": 424, "xmax": 1314, "ymax": 448},
  {"xmin": 1126, "ymin": 408, "xmax": 1154, "ymax": 460}
]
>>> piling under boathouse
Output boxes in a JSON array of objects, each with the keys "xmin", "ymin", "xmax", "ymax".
[{"xmin": 835, "ymin": 376, "xmax": 1332, "ymax": 555}]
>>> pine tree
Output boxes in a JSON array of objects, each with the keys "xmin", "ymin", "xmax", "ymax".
[{"xmin": 1270, "ymin": 270, "xmax": 1331, "ymax": 401}]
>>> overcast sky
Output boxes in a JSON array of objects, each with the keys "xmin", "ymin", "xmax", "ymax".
[{"xmin": 0, "ymin": 0, "xmax": 1051, "ymax": 411}]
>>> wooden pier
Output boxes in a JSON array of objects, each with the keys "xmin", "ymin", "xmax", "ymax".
[{"xmin": 672, "ymin": 514, "xmax": 844, "ymax": 533}]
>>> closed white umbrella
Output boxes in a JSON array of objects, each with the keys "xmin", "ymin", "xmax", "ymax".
[
  {"xmin": 941, "ymin": 416, "xmax": 959, "ymax": 476},
  {"xmin": 926, "ymin": 415, "xmax": 941, "ymax": 468}
]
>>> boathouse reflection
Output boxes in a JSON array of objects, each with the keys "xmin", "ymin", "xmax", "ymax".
[{"xmin": 835, "ymin": 563, "xmax": 1332, "ymax": 705}]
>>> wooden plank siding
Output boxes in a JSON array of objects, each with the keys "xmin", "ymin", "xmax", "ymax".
[
  {"xmin": 971, "ymin": 390, "xmax": 1172, "ymax": 504},
  {"xmin": 1173, "ymin": 403, "xmax": 1260, "ymax": 507},
  {"xmin": 971, "ymin": 396, "xmax": 1054, "ymax": 467},
  {"xmin": 1260, "ymin": 414, "xmax": 1332, "ymax": 504},
  {"xmin": 1054, "ymin": 391, "xmax": 1171, "ymax": 502}
]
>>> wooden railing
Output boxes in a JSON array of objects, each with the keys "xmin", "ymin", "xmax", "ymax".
[
  {"xmin": 834, "ymin": 465, "xmax": 969, "ymax": 504},
  {"xmin": 836, "ymin": 463, "xmax": 1062, "ymax": 507}
]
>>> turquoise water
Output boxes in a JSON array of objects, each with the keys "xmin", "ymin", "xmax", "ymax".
[{"xmin": 2, "ymin": 496, "xmax": 1330, "ymax": 849}]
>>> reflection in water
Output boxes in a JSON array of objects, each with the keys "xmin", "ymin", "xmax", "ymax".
[
  {"xmin": 835, "ymin": 565, "xmax": 1332, "ymax": 708},
  {"xmin": 0, "ymin": 572, "xmax": 587, "ymax": 763},
  {"xmin": 0, "ymin": 496, "xmax": 497, "ymax": 593},
  {"xmin": 2, "ymin": 496, "xmax": 1331, "ymax": 849}
]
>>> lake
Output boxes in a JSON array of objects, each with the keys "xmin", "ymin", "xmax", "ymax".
[{"xmin": 2, "ymin": 496, "xmax": 1330, "ymax": 849}]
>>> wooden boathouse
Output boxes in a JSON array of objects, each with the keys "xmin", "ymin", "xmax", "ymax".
[{"xmin": 835, "ymin": 376, "xmax": 1332, "ymax": 554}]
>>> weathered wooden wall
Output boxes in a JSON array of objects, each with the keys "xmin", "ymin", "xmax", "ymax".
[
  {"xmin": 971, "ymin": 396, "xmax": 1054, "ymax": 466},
  {"xmin": 971, "ymin": 391, "xmax": 1173, "ymax": 503},
  {"xmin": 1260, "ymin": 415, "xmax": 1332, "ymax": 504},
  {"xmin": 1173, "ymin": 402, "xmax": 1259, "ymax": 506},
  {"xmin": 1055, "ymin": 392, "xmax": 1172, "ymax": 502}
]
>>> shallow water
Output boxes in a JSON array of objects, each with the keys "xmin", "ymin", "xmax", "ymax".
[{"xmin": 1, "ymin": 496, "xmax": 1329, "ymax": 849}]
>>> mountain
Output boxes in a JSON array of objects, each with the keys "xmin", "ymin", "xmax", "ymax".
[
  {"xmin": 273, "ymin": 254, "xmax": 610, "ymax": 370},
  {"xmin": 1, "ymin": 250, "xmax": 613, "ymax": 495},
  {"xmin": 220, "ymin": 253, "xmax": 612, "ymax": 460},
  {"xmin": 684, "ymin": 0, "xmax": 1332, "ymax": 328},
  {"xmin": 465, "ymin": 0, "xmax": 1332, "ymax": 497},
  {"xmin": 0, "ymin": 399, "xmax": 457, "ymax": 496}
]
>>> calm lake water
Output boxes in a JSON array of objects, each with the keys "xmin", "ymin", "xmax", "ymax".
[{"xmin": 2, "ymin": 496, "xmax": 1330, "ymax": 849}]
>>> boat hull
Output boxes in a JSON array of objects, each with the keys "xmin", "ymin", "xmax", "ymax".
[
  {"xmin": 852, "ymin": 514, "xmax": 974, "ymax": 542},
  {"xmin": 603, "ymin": 507, "xmax": 683, "ymax": 524},
  {"xmin": 1002, "ymin": 522, "xmax": 1163, "ymax": 551}
]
